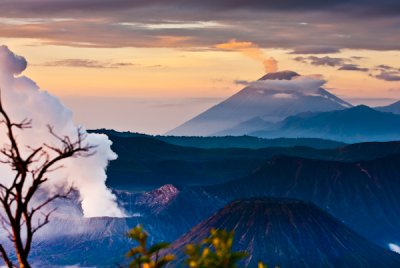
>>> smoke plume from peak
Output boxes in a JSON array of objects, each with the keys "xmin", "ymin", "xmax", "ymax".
[
  {"xmin": 215, "ymin": 39, "xmax": 278, "ymax": 73},
  {"xmin": 0, "ymin": 45, "xmax": 124, "ymax": 217}
]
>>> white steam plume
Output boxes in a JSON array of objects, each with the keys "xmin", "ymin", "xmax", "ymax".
[{"xmin": 0, "ymin": 45, "xmax": 124, "ymax": 217}]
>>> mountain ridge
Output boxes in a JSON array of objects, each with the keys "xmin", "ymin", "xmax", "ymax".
[
  {"xmin": 167, "ymin": 198, "xmax": 400, "ymax": 267},
  {"xmin": 167, "ymin": 71, "xmax": 352, "ymax": 136},
  {"xmin": 252, "ymin": 105, "xmax": 400, "ymax": 143}
]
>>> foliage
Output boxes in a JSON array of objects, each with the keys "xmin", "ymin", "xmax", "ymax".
[
  {"xmin": 185, "ymin": 229, "xmax": 248, "ymax": 268},
  {"xmin": 126, "ymin": 226, "xmax": 269, "ymax": 268},
  {"xmin": 126, "ymin": 225, "xmax": 175, "ymax": 268}
]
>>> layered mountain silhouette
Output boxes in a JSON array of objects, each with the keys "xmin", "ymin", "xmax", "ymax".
[
  {"xmin": 376, "ymin": 100, "xmax": 400, "ymax": 115},
  {"xmin": 93, "ymin": 129, "xmax": 345, "ymax": 149},
  {"xmin": 113, "ymin": 148, "xmax": 400, "ymax": 250},
  {"xmin": 252, "ymin": 105, "xmax": 400, "ymax": 143},
  {"xmin": 167, "ymin": 198, "xmax": 400, "ymax": 267},
  {"xmin": 167, "ymin": 71, "xmax": 352, "ymax": 136},
  {"xmin": 206, "ymin": 154, "xmax": 400, "ymax": 247},
  {"xmin": 28, "ymin": 127, "xmax": 400, "ymax": 267},
  {"xmin": 27, "ymin": 149, "xmax": 400, "ymax": 266},
  {"xmin": 100, "ymin": 130, "xmax": 400, "ymax": 188}
]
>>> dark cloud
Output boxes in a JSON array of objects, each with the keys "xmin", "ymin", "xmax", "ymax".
[
  {"xmin": 369, "ymin": 64, "xmax": 400, "ymax": 81},
  {"xmin": 233, "ymin": 79, "xmax": 250, "ymax": 86},
  {"xmin": 295, "ymin": 56, "xmax": 371, "ymax": 72},
  {"xmin": 40, "ymin": 59, "xmax": 135, "ymax": 68},
  {"xmin": 1, "ymin": 0, "xmax": 399, "ymax": 16},
  {"xmin": 373, "ymin": 71, "xmax": 400, "ymax": 81},
  {"xmin": 375, "ymin": 64, "xmax": 399, "ymax": 71},
  {"xmin": 350, "ymin": 56, "xmax": 367, "ymax": 60},
  {"xmin": 0, "ymin": 1, "xmax": 399, "ymax": 51},
  {"xmin": 289, "ymin": 46, "xmax": 341, "ymax": 54},
  {"xmin": 338, "ymin": 64, "xmax": 369, "ymax": 72},
  {"xmin": 294, "ymin": 56, "xmax": 347, "ymax": 67}
]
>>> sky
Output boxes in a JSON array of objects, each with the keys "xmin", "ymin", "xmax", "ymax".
[{"xmin": 1, "ymin": 0, "xmax": 400, "ymax": 134}]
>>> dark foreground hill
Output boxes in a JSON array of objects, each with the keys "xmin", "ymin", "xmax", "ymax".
[
  {"xmin": 113, "ymin": 153, "xmax": 400, "ymax": 249},
  {"xmin": 91, "ymin": 130, "xmax": 400, "ymax": 189},
  {"xmin": 26, "ymin": 152, "xmax": 400, "ymax": 266},
  {"xmin": 93, "ymin": 129, "xmax": 345, "ymax": 149},
  {"xmin": 206, "ymin": 154, "xmax": 400, "ymax": 246},
  {"xmin": 167, "ymin": 198, "xmax": 400, "ymax": 267}
]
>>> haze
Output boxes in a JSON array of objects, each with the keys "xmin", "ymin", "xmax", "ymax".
[{"xmin": 1, "ymin": 0, "xmax": 400, "ymax": 133}]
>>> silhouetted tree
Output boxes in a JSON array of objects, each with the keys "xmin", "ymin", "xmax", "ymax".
[{"xmin": 0, "ymin": 93, "xmax": 94, "ymax": 268}]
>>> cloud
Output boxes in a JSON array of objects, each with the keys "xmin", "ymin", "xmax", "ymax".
[
  {"xmin": 294, "ymin": 56, "xmax": 348, "ymax": 67},
  {"xmin": 370, "ymin": 64, "xmax": 400, "ymax": 81},
  {"xmin": 289, "ymin": 46, "xmax": 341, "ymax": 54},
  {"xmin": 375, "ymin": 64, "xmax": 399, "ymax": 71},
  {"xmin": 1, "ymin": 0, "xmax": 399, "ymax": 16},
  {"xmin": 273, "ymin": 93, "xmax": 295, "ymax": 99},
  {"xmin": 215, "ymin": 39, "xmax": 278, "ymax": 73},
  {"xmin": 234, "ymin": 79, "xmax": 250, "ymax": 86},
  {"xmin": 373, "ymin": 71, "xmax": 400, "ymax": 81},
  {"xmin": 251, "ymin": 75, "xmax": 327, "ymax": 96},
  {"xmin": 338, "ymin": 64, "xmax": 369, "ymax": 72},
  {"xmin": 40, "ymin": 59, "xmax": 135, "ymax": 69},
  {"xmin": 0, "ymin": 45, "xmax": 124, "ymax": 217},
  {"xmin": 295, "ymin": 56, "xmax": 371, "ymax": 72},
  {"xmin": 0, "ymin": 9, "xmax": 399, "ymax": 51},
  {"xmin": 351, "ymin": 56, "xmax": 367, "ymax": 60}
]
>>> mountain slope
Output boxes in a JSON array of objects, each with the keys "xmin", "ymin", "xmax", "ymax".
[
  {"xmin": 97, "ymin": 129, "xmax": 400, "ymax": 189},
  {"xmin": 252, "ymin": 105, "xmax": 400, "ymax": 143},
  {"xmin": 376, "ymin": 100, "xmax": 400, "ymax": 115},
  {"xmin": 167, "ymin": 198, "xmax": 400, "ymax": 267},
  {"xmin": 213, "ymin": 116, "xmax": 275, "ymax": 136},
  {"xmin": 92, "ymin": 129, "xmax": 346, "ymax": 149},
  {"xmin": 167, "ymin": 71, "xmax": 352, "ymax": 136},
  {"xmin": 27, "ymin": 151, "xmax": 400, "ymax": 267},
  {"xmin": 206, "ymin": 154, "xmax": 400, "ymax": 247},
  {"xmin": 103, "ymin": 131, "xmax": 400, "ymax": 189}
]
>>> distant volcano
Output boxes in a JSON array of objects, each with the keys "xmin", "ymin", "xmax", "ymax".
[
  {"xmin": 167, "ymin": 71, "xmax": 352, "ymax": 136},
  {"xmin": 259, "ymin": 70, "xmax": 300, "ymax": 80},
  {"xmin": 167, "ymin": 198, "xmax": 400, "ymax": 267}
]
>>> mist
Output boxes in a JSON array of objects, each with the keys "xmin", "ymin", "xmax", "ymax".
[{"xmin": 0, "ymin": 45, "xmax": 124, "ymax": 217}]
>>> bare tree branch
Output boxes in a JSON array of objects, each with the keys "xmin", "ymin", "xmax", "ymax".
[
  {"xmin": 0, "ymin": 89, "xmax": 94, "ymax": 268},
  {"xmin": 0, "ymin": 244, "xmax": 13, "ymax": 268}
]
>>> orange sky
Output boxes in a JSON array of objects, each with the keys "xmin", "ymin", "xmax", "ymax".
[
  {"xmin": 1, "ymin": 24, "xmax": 400, "ymax": 133},
  {"xmin": 6, "ymin": 38, "xmax": 400, "ymax": 102}
]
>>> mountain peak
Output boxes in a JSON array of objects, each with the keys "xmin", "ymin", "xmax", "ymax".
[
  {"xmin": 167, "ymin": 70, "xmax": 350, "ymax": 136},
  {"xmin": 167, "ymin": 198, "xmax": 400, "ymax": 267},
  {"xmin": 350, "ymin": 104, "xmax": 374, "ymax": 111},
  {"xmin": 258, "ymin": 70, "xmax": 300, "ymax": 81},
  {"xmin": 137, "ymin": 184, "xmax": 179, "ymax": 206}
]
